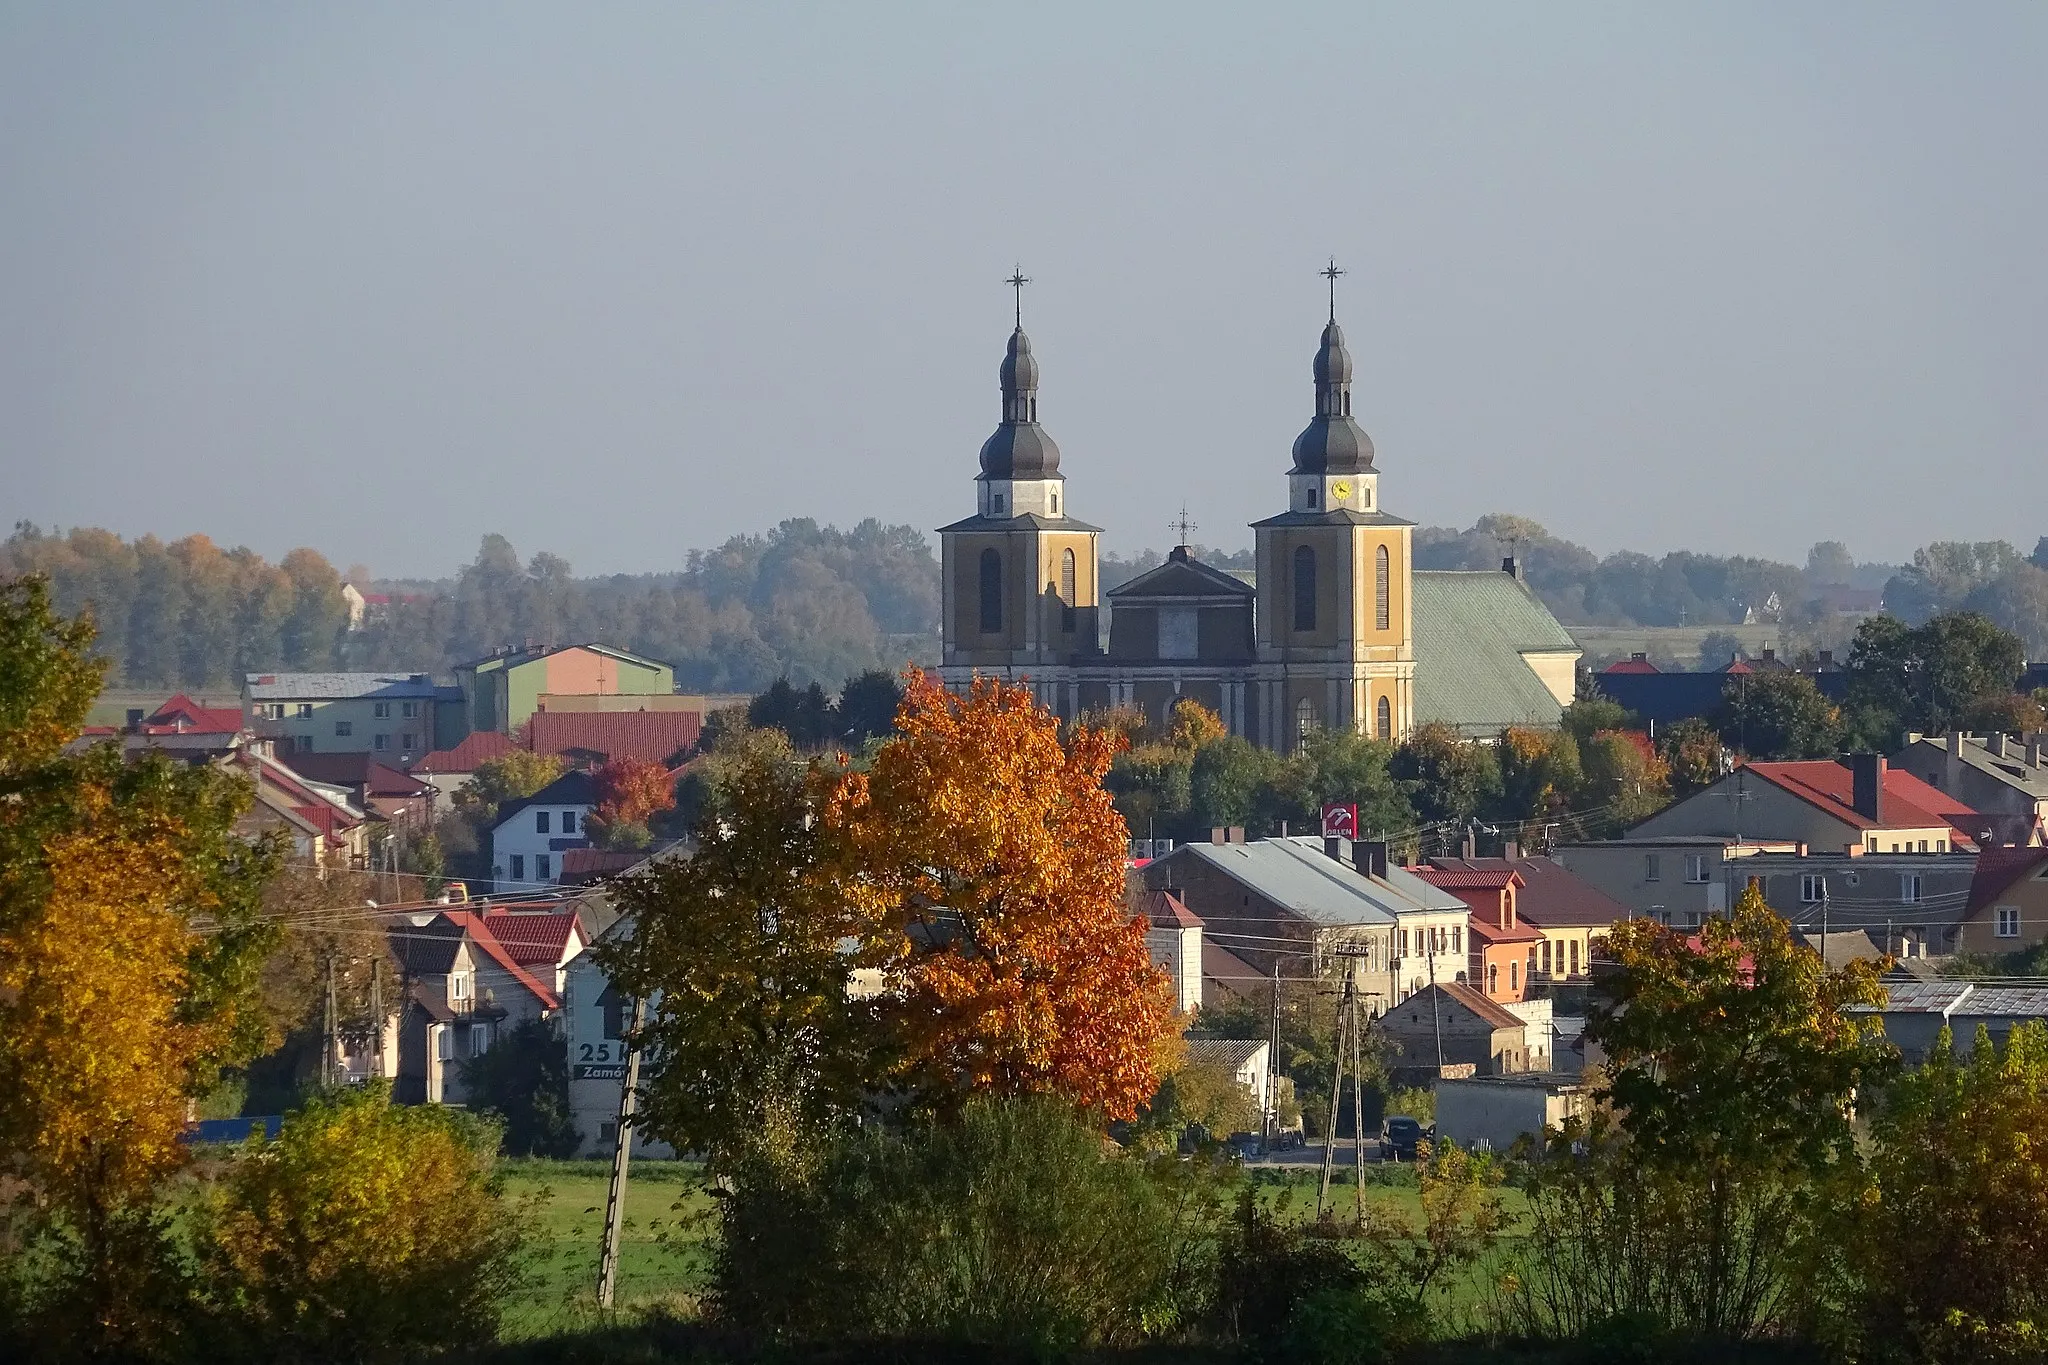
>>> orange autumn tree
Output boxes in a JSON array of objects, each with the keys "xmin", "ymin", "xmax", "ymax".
[
  {"xmin": 826, "ymin": 671, "xmax": 1174, "ymax": 1119},
  {"xmin": 586, "ymin": 755, "xmax": 678, "ymax": 849}
]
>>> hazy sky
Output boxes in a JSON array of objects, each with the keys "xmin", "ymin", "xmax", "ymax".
[{"xmin": 3, "ymin": 3, "xmax": 2044, "ymax": 578}]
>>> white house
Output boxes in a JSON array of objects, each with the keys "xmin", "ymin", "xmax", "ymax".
[
  {"xmin": 388, "ymin": 911, "xmax": 561, "ymax": 1105},
  {"xmin": 491, "ymin": 770, "xmax": 598, "ymax": 892},
  {"xmin": 563, "ymin": 911, "xmax": 678, "ymax": 1160},
  {"xmin": 1181, "ymin": 1038, "xmax": 1273, "ymax": 1129}
]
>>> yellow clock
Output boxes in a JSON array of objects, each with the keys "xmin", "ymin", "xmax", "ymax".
[{"xmin": 1331, "ymin": 480, "xmax": 1352, "ymax": 501}]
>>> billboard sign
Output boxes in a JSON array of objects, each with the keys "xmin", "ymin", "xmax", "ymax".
[{"xmin": 1321, "ymin": 802, "xmax": 1358, "ymax": 839}]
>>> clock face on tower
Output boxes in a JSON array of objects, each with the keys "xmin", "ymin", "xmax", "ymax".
[{"xmin": 1331, "ymin": 480, "xmax": 1352, "ymax": 502}]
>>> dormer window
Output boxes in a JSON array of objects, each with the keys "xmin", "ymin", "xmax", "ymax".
[{"xmin": 451, "ymin": 971, "xmax": 472, "ymax": 1003}]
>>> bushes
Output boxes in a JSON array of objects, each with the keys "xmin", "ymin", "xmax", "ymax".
[
  {"xmin": 460, "ymin": 1017, "xmax": 579, "ymax": 1157},
  {"xmin": 712, "ymin": 1096, "xmax": 1220, "ymax": 1353},
  {"xmin": 199, "ymin": 1084, "xmax": 527, "ymax": 1362}
]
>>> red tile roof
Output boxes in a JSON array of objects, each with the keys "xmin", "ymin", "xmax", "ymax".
[
  {"xmin": 1426, "ymin": 856, "xmax": 1634, "ymax": 929},
  {"xmin": 442, "ymin": 910, "xmax": 561, "ymax": 1010},
  {"xmin": 527, "ymin": 711, "xmax": 701, "ymax": 766},
  {"xmin": 1413, "ymin": 867, "xmax": 1521, "ymax": 892},
  {"xmin": 560, "ymin": 848, "xmax": 646, "ymax": 883},
  {"xmin": 143, "ymin": 694, "xmax": 245, "ymax": 734},
  {"xmin": 472, "ymin": 908, "xmax": 583, "ymax": 969},
  {"xmin": 1138, "ymin": 888, "xmax": 1202, "ymax": 930},
  {"xmin": 1745, "ymin": 760, "xmax": 1983, "ymax": 848},
  {"xmin": 1601, "ymin": 658, "xmax": 1661, "ymax": 675},
  {"xmin": 412, "ymin": 730, "xmax": 519, "ymax": 774},
  {"xmin": 1467, "ymin": 914, "xmax": 1542, "ymax": 946}
]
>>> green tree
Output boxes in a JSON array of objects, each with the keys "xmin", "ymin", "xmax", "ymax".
[
  {"xmin": 1496, "ymin": 726, "xmax": 1582, "ymax": 825},
  {"xmin": 1393, "ymin": 721, "xmax": 1503, "ymax": 828},
  {"xmin": 1285, "ymin": 728, "xmax": 1414, "ymax": 839},
  {"xmin": 1714, "ymin": 671, "xmax": 1843, "ymax": 760},
  {"xmin": 1657, "ymin": 717, "xmax": 1726, "ymax": 796},
  {"xmin": 1579, "ymin": 730, "xmax": 1671, "ymax": 829},
  {"xmin": 456, "ymin": 751, "xmax": 564, "ymax": 824},
  {"xmin": 458, "ymin": 1018, "xmax": 578, "ymax": 1158},
  {"xmin": 1190, "ymin": 735, "xmax": 1285, "ymax": 834},
  {"xmin": 1560, "ymin": 694, "xmax": 1632, "ymax": 744},
  {"xmin": 833, "ymin": 668, "xmax": 903, "ymax": 744}
]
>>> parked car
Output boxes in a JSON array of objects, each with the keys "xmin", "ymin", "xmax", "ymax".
[
  {"xmin": 1383, "ymin": 1115, "xmax": 1431, "ymax": 1161},
  {"xmin": 1227, "ymin": 1131, "xmax": 1264, "ymax": 1159}
]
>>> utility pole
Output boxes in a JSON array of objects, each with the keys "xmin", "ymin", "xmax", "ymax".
[
  {"xmin": 321, "ymin": 954, "xmax": 338, "ymax": 1089},
  {"xmin": 369, "ymin": 956, "xmax": 385, "ymax": 1081},
  {"xmin": 1265, "ymin": 961, "xmax": 1282, "ymax": 1150},
  {"xmin": 1349, "ymin": 988, "xmax": 1368, "ymax": 1223},
  {"xmin": 1316, "ymin": 978, "xmax": 1354, "ymax": 1219},
  {"xmin": 1820, "ymin": 884, "xmax": 1830, "ymax": 970},
  {"xmin": 596, "ymin": 995, "xmax": 648, "ymax": 1310},
  {"xmin": 1426, "ymin": 930, "xmax": 1444, "ymax": 1072}
]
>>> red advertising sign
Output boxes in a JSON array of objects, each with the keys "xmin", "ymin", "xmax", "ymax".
[{"xmin": 1320, "ymin": 802, "xmax": 1358, "ymax": 839}]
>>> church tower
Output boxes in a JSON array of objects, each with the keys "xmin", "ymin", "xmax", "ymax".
[
  {"xmin": 1252, "ymin": 266, "xmax": 1415, "ymax": 749},
  {"xmin": 937, "ymin": 276, "xmax": 1101, "ymax": 712}
]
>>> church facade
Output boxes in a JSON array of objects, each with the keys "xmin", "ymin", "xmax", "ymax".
[{"xmin": 937, "ymin": 293, "xmax": 1579, "ymax": 750}]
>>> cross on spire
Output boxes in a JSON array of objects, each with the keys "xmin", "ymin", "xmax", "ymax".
[
  {"xmin": 1170, "ymin": 506, "xmax": 1198, "ymax": 549},
  {"xmin": 1007, "ymin": 265, "xmax": 1030, "ymax": 327},
  {"xmin": 1321, "ymin": 258, "xmax": 1345, "ymax": 322}
]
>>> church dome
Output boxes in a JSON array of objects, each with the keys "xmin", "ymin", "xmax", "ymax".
[
  {"xmin": 979, "ymin": 326, "xmax": 1062, "ymax": 480},
  {"xmin": 1291, "ymin": 317, "xmax": 1374, "ymax": 475}
]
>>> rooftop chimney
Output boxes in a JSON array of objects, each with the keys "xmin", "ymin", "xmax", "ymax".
[
  {"xmin": 1762, "ymin": 647, "xmax": 1777, "ymax": 664},
  {"xmin": 1629, "ymin": 651, "xmax": 1648, "ymax": 663},
  {"xmin": 1352, "ymin": 840, "xmax": 1389, "ymax": 880},
  {"xmin": 1501, "ymin": 555, "xmax": 1522, "ymax": 580},
  {"xmin": 2030, "ymin": 740, "xmax": 2044, "ymax": 769},
  {"xmin": 1229, "ymin": 826, "xmax": 1246, "ymax": 844},
  {"xmin": 1988, "ymin": 732, "xmax": 2010, "ymax": 759},
  {"xmin": 1461, "ymin": 828, "xmax": 1477, "ymax": 860},
  {"xmin": 1503, "ymin": 839, "xmax": 1521, "ymax": 860},
  {"xmin": 1948, "ymin": 731, "xmax": 1965, "ymax": 757},
  {"xmin": 1818, "ymin": 649, "xmax": 1835, "ymax": 669},
  {"xmin": 1210, "ymin": 827, "xmax": 1227, "ymax": 845},
  {"xmin": 1850, "ymin": 753, "xmax": 1886, "ymax": 823},
  {"xmin": 1324, "ymin": 836, "xmax": 1344, "ymax": 863}
]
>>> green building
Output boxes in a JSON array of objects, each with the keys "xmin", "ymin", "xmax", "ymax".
[{"xmin": 453, "ymin": 644, "xmax": 675, "ymax": 738}]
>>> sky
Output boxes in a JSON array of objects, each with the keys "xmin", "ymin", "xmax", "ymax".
[{"xmin": 2, "ymin": 3, "xmax": 2044, "ymax": 579}]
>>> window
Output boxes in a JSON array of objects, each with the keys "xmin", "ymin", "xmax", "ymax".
[
  {"xmin": 536, "ymin": 854, "xmax": 551, "ymax": 881},
  {"xmin": 401, "ymin": 701, "xmax": 418, "ymax": 718},
  {"xmin": 562, "ymin": 810, "xmax": 577, "ymax": 834},
  {"xmin": 1509, "ymin": 961, "xmax": 1519, "ymax": 992},
  {"xmin": 401, "ymin": 732, "xmax": 416, "ymax": 750},
  {"xmin": 1451, "ymin": 926, "xmax": 1462, "ymax": 952},
  {"xmin": 1644, "ymin": 854, "xmax": 1662, "ymax": 882},
  {"xmin": 1295, "ymin": 698, "xmax": 1315, "ymax": 753},
  {"xmin": 334, "ymin": 720, "xmax": 353, "ymax": 737},
  {"xmin": 437, "ymin": 1029, "xmax": 453, "ymax": 1062},
  {"xmin": 1060, "ymin": 549, "xmax": 1077, "ymax": 631},
  {"xmin": 600, "ymin": 984, "xmax": 628, "ymax": 1040},
  {"xmin": 1918, "ymin": 840, "xmax": 1929, "ymax": 854},
  {"xmin": 373, "ymin": 733, "xmax": 389, "ymax": 751},
  {"xmin": 1684, "ymin": 855, "xmax": 1710, "ymax": 883},
  {"xmin": 1570, "ymin": 940, "xmax": 1580, "ymax": 975},
  {"xmin": 1375, "ymin": 695, "xmax": 1392, "ymax": 740},
  {"xmin": 1801, "ymin": 874, "xmax": 1825, "ymax": 904},
  {"xmin": 297, "ymin": 703, "xmax": 313, "ymax": 719},
  {"xmin": 509, "ymin": 854, "xmax": 525, "ymax": 881},
  {"xmin": 373, "ymin": 701, "xmax": 390, "ymax": 719},
  {"xmin": 1292, "ymin": 545, "xmax": 1317, "ymax": 631},
  {"xmin": 451, "ymin": 971, "xmax": 471, "ymax": 1002},
  {"xmin": 1050, "ymin": 492, "xmax": 1058, "ymax": 514},
  {"xmin": 1375, "ymin": 544, "xmax": 1390, "ymax": 631},
  {"xmin": 471, "ymin": 1023, "xmax": 493, "ymax": 1057},
  {"xmin": 536, "ymin": 810, "xmax": 551, "ymax": 834},
  {"xmin": 1307, "ymin": 486, "xmax": 1318, "ymax": 508},
  {"xmin": 978, "ymin": 548, "xmax": 1003, "ymax": 633},
  {"xmin": 1998, "ymin": 906, "xmax": 2021, "ymax": 938},
  {"xmin": 1541, "ymin": 940, "xmax": 1552, "ymax": 973},
  {"xmin": 1937, "ymin": 840, "xmax": 1947, "ymax": 853},
  {"xmin": 1900, "ymin": 874, "xmax": 1923, "ymax": 905},
  {"xmin": 1159, "ymin": 607, "xmax": 1198, "ymax": 660},
  {"xmin": 267, "ymin": 703, "xmax": 285, "ymax": 720},
  {"xmin": 1487, "ymin": 964, "xmax": 1498, "ymax": 994},
  {"xmin": 294, "ymin": 735, "xmax": 312, "ymax": 753},
  {"xmin": 991, "ymin": 493, "xmax": 1006, "ymax": 515}
]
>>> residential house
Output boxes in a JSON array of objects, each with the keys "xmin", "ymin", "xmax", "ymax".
[
  {"xmin": 1955, "ymin": 846, "xmax": 2048, "ymax": 956},
  {"xmin": 1374, "ymin": 981, "xmax": 1532, "ymax": 1081},
  {"xmin": 1861, "ymin": 980, "xmax": 2048, "ymax": 1063},
  {"xmin": 1894, "ymin": 731, "xmax": 2048, "ymax": 847},
  {"xmin": 1139, "ymin": 889, "xmax": 1205, "ymax": 1015},
  {"xmin": 244, "ymin": 672, "xmax": 464, "ymax": 762},
  {"xmin": 1625, "ymin": 756, "xmax": 1985, "ymax": 855},
  {"xmin": 1142, "ymin": 834, "xmax": 1468, "ymax": 1012},
  {"xmin": 409, "ymin": 730, "xmax": 521, "ymax": 804},
  {"xmin": 389, "ymin": 912, "xmax": 559, "ymax": 1106},
  {"xmin": 563, "ymin": 912, "xmax": 678, "ymax": 1159},
  {"xmin": 1200, "ymin": 941, "xmax": 1267, "ymax": 1007},
  {"xmin": 1427, "ymin": 851, "xmax": 1631, "ymax": 987},
  {"xmin": 1411, "ymin": 865, "xmax": 1541, "ymax": 1003},
  {"xmin": 527, "ymin": 710, "xmax": 701, "ymax": 769},
  {"xmin": 454, "ymin": 644, "xmax": 675, "ymax": 739},
  {"xmin": 275, "ymin": 752, "xmax": 438, "ymax": 829},
  {"xmin": 467, "ymin": 905, "xmax": 589, "ymax": 997},
  {"xmin": 1180, "ymin": 1039, "xmax": 1273, "ymax": 1130},
  {"xmin": 230, "ymin": 749, "xmax": 370, "ymax": 871},
  {"xmin": 490, "ymin": 770, "xmax": 598, "ymax": 891}
]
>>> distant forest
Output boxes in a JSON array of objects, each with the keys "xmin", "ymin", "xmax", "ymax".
[{"xmin": 9, "ymin": 513, "xmax": 2048, "ymax": 691}]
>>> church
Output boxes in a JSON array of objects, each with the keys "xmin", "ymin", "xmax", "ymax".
[{"xmin": 936, "ymin": 276, "xmax": 1580, "ymax": 751}]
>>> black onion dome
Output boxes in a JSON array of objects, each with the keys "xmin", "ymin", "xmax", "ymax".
[
  {"xmin": 979, "ymin": 326, "xmax": 1062, "ymax": 479},
  {"xmin": 1291, "ymin": 317, "xmax": 1374, "ymax": 475}
]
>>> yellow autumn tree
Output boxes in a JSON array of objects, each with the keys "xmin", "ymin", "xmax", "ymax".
[
  {"xmin": 0, "ymin": 576, "xmax": 283, "ymax": 1349},
  {"xmin": 826, "ymin": 671, "xmax": 1175, "ymax": 1119}
]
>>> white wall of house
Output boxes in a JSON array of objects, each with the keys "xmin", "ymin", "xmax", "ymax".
[
  {"xmin": 491, "ymin": 801, "xmax": 595, "ymax": 891},
  {"xmin": 1145, "ymin": 924, "xmax": 1203, "ymax": 1015},
  {"xmin": 562, "ymin": 948, "xmax": 677, "ymax": 1160}
]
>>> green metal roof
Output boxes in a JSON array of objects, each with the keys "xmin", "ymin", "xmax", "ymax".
[{"xmin": 1412, "ymin": 572, "xmax": 1577, "ymax": 736}]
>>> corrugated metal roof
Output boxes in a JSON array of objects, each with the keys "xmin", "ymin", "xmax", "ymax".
[
  {"xmin": 1182, "ymin": 1039, "xmax": 1267, "ymax": 1071},
  {"xmin": 1172, "ymin": 837, "xmax": 1465, "ymax": 928},
  {"xmin": 245, "ymin": 672, "xmax": 448, "ymax": 700},
  {"xmin": 1411, "ymin": 573, "xmax": 1576, "ymax": 735}
]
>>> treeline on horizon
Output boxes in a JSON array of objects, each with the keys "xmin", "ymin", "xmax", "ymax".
[{"xmin": 10, "ymin": 512, "xmax": 2048, "ymax": 692}]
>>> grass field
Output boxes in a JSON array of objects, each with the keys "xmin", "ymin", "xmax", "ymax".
[{"xmin": 1567, "ymin": 623, "xmax": 1779, "ymax": 669}]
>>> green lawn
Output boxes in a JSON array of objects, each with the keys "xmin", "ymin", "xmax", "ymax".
[{"xmin": 496, "ymin": 1160, "xmax": 714, "ymax": 1339}]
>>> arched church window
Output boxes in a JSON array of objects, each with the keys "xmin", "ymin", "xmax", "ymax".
[
  {"xmin": 1292, "ymin": 545, "xmax": 1317, "ymax": 632},
  {"xmin": 1376, "ymin": 695, "xmax": 1392, "ymax": 740},
  {"xmin": 1060, "ymin": 549, "xmax": 1077, "ymax": 632},
  {"xmin": 1375, "ymin": 545, "xmax": 1391, "ymax": 632},
  {"xmin": 978, "ymin": 548, "xmax": 1003, "ymax": 634},
  {"xmin": 1295, "ymin": 697, "xmax": 1315, "ymax": 754}
]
